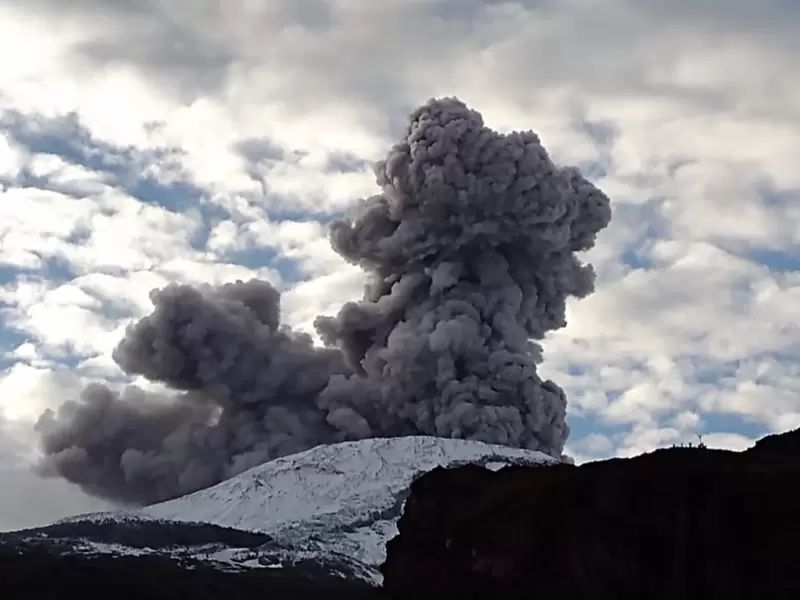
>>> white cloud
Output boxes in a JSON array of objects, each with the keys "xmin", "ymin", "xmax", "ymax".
[
  {"xmin": 0, "ymin": 131, "xmax": 24, "ymax": 182},
  {"xmin": 208, "ymin": 213, "xmax": 355, "ymax": 278},
  {"xmin": 0, "ymin": 182, "xmax": 285, "ymax": 369},
  {"xmin": 552, "ymin": 242, "xmax": 799, "ymax": 363},
  {"xmin": 154, "ymin": 258, "xmax": 280, "ymax": 288},
  {"xmin": 566, "ymin": 432, "xmax": 615, "ymax": 464},
  {"xmin": 670, "ymin": 411, "xmax": 702, "ymax": 431},
  {"xmin": 603, "ymin": 382, "xmax": 674, "ymax": 426},
  {"xmin": 0, "ymin": 184, "xmax": 205, "ymax": 276},
  {"xmin": 663, "ymin": 160, "xmax": 800, "ymax": 249},
  {"xmin": 0, "ymin": 249, "xmax": 43, "ymax": 270},
  {"xmin": 0, "ymin": 363, "xmax": 84, "ymax": 423},
  {"xmin": 282, "ymin": 264, "xmax": 366, "ymax": 334},
  {"xmin": 697, "ymin": 358, "xmax": 800, "ymax": 430},
  {"xmin": 701, "ymin": 432, "xmax": 756, "ymax": 452},
  {"xmin": 617, "ymin": 425, "xmax": 684, "ymax": 458}
]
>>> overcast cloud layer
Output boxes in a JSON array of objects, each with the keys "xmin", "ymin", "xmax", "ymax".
[{"xmin": 1, "ymin": 0, "xmax": 798, "ymax": 527}]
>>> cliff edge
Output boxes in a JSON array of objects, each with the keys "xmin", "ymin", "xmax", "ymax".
[{"xmin": 382, "ymin": 429, "xmax": 800, "ymax": 600}]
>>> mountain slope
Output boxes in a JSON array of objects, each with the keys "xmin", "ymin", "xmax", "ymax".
[{"xmin": 54, "ymin": 436, "xmax": 557, "ymax": 581}]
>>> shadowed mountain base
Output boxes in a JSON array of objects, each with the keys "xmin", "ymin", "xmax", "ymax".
[
  {"xmin": 0, "ymin": 544, "xmax": 378, "ymax": 600},
  {"xmin": 382, "ymin": 429, "xmax": 800, "ymax": 600}
]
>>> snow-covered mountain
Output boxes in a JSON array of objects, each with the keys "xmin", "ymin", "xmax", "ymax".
[{"xmin": 31, "ymin": 437, "xmax": 557, "ymax": 583}]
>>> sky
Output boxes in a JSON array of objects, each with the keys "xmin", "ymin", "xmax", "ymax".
[{"xmin": 0, "ymin": 0, "xmax": 798, "ymax": 530}]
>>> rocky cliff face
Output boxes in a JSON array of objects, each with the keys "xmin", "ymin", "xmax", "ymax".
[{"xmin": 382, "ymin": 430, "xmax": 800, "ymax": 600}]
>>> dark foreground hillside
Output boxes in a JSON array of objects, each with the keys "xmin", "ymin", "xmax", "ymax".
[
  {"xmin": 383, "ymin": 429, "xmax": 800, "ymax": 600},
  {"xmin": 0, "ymin": 543, "xmax": 377, "ymax": 600}
]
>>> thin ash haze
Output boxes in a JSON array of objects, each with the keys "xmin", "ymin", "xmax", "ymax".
[
  {"xmin": 0, "ymin": 0, "xmax": 798, "ymax": 527},
  {"xmin": 36, "ymin": 99, "xmax": 611, "ymax": 503}
]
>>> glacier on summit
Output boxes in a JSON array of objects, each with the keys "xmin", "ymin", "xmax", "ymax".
[{"xmin": 57, "ymin": 436, "xmax": 556, "ymax": 581}]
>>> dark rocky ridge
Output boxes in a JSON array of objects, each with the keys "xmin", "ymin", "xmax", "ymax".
[
  {"xmin": 0, "ymin": 519, "xmax": 376, "ymax": 599},
  {"xmin": 5, "ymin": 518, "xmax": 273, "ymax": 549},
  {"xmin": 382, "ymin": 429, "xmax": 800, "ymax": 600}
]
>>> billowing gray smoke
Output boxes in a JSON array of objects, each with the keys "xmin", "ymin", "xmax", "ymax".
[
  {"xmin": 36, "ymin": 98, "xmax": 611, "ymax": 504},
  {"xmin": 37, "ymin": 281, "xmax": 349, "ymax": 504}
]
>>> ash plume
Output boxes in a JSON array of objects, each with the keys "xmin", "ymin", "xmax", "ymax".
[
  {"xmin": 36, "ymin": 98, "xmax": 611, "ymax": 504},
  {"xmin": 37, "ymin": 280, "xmax": 349, "ymax": 504}
]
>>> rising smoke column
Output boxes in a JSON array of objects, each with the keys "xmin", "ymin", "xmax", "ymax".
[
  {"xmin": 36, "ymin": 98, "xmax": 611, "ymax": 504},
  {"xmin": 315, "ymin": 97, "xmax": 611, "ymax": 456}
]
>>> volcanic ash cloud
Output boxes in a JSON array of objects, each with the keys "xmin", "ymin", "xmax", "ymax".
[{"xmin": 36, "ymin": 97, "xmax": 612, "ymax": 504}]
